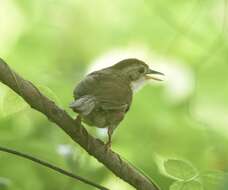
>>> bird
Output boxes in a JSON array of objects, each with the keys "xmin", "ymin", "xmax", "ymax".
[{"xmin": 70, "ymin": 58, "xmax": 164, "ymax": 148}]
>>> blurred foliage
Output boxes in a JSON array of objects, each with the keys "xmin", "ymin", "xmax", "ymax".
[
  {"xmin": 0, "ymin": 0, "xmax": 228, "ymax": 190},
  {"xmin": 163, "ymin": 159, "xmax": 227, "ymax": 189}
]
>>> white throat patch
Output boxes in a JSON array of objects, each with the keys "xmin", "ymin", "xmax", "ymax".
[{"xmin": 131, "ymin": 77, "xmax": 147, "ymax": 93}]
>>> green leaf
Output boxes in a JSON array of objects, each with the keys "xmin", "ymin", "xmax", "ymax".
[
  {"xmin": 170, "ymin": 180, "xmax": 203, "ymax": 190},
  {"xmin": 164, "ymin": 159, "xmax": 197, "ymax": 180}
]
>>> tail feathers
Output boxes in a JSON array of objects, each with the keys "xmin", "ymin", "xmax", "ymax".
[{"xmin": 69, "ymin": 95, "xmax": 96, "ymax": 115}]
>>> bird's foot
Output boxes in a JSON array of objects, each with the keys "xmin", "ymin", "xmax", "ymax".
[
  {"xmin": 104, "ymin": 141, "xmax": 112, "ymax": 151},
  {"xmin": 105, "ymin": 127, "xmax": 114, "ymax": 151}
]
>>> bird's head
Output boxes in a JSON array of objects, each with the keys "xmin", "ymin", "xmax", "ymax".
[{"xmin": 111, "ymin": 58, "xmax": 164, "ymax": 92}]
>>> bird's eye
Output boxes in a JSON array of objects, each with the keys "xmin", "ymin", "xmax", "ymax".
[{"xmin": 138, "ymin": 67, "xmax": 145, "ymax": 74}]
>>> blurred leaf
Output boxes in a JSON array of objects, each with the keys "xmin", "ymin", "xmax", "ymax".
[
  {"xmin": 202, "ymin": 170, "xmax": 226, "ymax": 182},
  {"xmin": 2, "ymin": 89, "xmax": 27, "ymax": 117},
  {"xmin": 170, "ymin": 180, "xmax": 203, "ymax": 190},
  {"xmin": 0, "ymin": 177, "xmax": 11, "ymax": 190},
  {"xmin": 164, "ymin": 159, "xmax": 197, "ymax": 180},
  {"xmin": 201, "ymin": 171, "xmax": 227, "ymax": 190}
]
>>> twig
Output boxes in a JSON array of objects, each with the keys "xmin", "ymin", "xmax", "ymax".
[{"xmin": 0, "ymin": 146, "xmax": 109, "ymax": 190}]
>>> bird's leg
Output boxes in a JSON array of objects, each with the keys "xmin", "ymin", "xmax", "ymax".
[
  {"xmin": 106, "ymin": 129, "xmax": 112, "ymax": 149},
  {"xmin": 105, "ymin": 125, "xmax": 116, "ymax": 150}
]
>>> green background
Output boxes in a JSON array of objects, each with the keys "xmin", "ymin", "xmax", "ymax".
[{"xmin": 0, "ymin": 0, "xmax": 227, "ymax": 189}]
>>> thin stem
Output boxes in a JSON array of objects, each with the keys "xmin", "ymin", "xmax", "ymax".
[{"xmin": 0, "ymin": 146, "xmax": 109, "ymax": 190}]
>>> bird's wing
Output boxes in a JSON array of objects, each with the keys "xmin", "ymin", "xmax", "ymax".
[
  {"xmin": 73, "ymin": 70, "xmax": 133, "ymax": 112},
  {"xmin": 100, "ymin": 101, "xmax": 129, "ymax": 111},
  {"xmin": 69, "ymin": 95, "xmax": 96, "ymax": 115}
]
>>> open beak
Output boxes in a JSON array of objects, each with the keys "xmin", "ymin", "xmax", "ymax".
[{"xmin": 145, "ymin": 69, "xmax": 164, "ymax": 81}]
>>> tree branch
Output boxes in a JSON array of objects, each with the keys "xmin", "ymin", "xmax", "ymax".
[
  {"xmin": 0, "ymin": 58, "xmax": 159, "ymax": 190},
  {"xmin": 0, "ymin": 146, "xmax": 109, "ymax": 190}
]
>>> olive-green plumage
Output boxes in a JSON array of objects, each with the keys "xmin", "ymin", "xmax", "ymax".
[{"xmin": 70, "ymin": 58, "xmax": 163, "ymax": 147}]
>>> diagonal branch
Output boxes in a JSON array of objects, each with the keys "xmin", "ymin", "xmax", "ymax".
[{"xmin": 0, "ymin": 58, "xmax": 159, "ymax": 190}]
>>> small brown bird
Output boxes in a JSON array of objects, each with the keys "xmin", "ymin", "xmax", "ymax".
[{"xmin": 70, "ymin": 58, "xmax": 163, "ymax": 148}]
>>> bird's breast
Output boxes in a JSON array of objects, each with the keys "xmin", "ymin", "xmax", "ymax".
[{"xmin": 130, "ymin": 77, "xmax": 147, "ymax": 93}]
